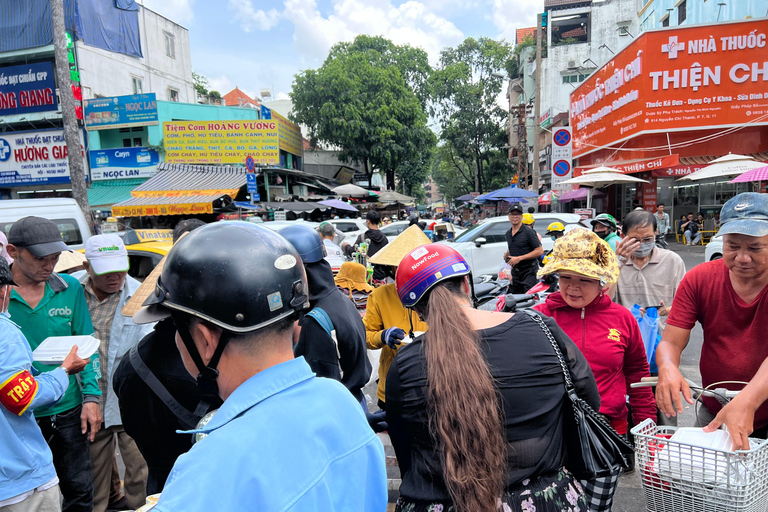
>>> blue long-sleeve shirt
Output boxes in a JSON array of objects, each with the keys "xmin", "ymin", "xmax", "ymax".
[{"xmin": 0, "ymin": 314, "xmax": 69, "ymax": 502}]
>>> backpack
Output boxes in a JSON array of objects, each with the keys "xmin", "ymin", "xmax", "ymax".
[{"xmin": 305, "ymin": 308, "xmax": 343, "ymax": 378}]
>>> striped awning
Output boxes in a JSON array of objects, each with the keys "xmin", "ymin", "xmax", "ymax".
[{"xmin": 88, "ymin": 179, "xmax": 146, "ymax": 209}]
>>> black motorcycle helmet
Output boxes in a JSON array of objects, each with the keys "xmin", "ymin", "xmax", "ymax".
[{"xmin": 135, "ymin": 222, "xmax": 308, "ymax": 399}]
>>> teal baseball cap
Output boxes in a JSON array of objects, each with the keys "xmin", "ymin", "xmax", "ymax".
[{"xmin": 716, "ymin": 192, "xmax": 768, "ymax": 238}]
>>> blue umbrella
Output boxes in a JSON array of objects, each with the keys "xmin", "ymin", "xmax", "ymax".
[{"xmin": 485, "ymin": 186, "xmax": 538, "ymax": 200}]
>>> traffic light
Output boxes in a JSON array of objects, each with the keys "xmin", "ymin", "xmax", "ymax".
[{"xmin": 541, "ymin": 11, "xmax": 548, "ymax": 29}]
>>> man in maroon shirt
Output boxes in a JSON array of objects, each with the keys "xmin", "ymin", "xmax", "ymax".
[{"xmin": 656, "ymin": 192, "xmax": 768, "ymax": 450}]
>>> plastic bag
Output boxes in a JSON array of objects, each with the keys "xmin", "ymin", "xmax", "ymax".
[
  {"xmin": 498, "ymin": 262, "xmax": 511, "ymax": 280},
  {"xmin": 630, "ymin": 304, "xmax": 661, "ymax": 373}
]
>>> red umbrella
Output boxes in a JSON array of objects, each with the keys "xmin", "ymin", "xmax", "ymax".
[
  {"xmin": 729, "ymin": 164, "xmax": 768, "ymax": 183},
  {"xmin": 539, "ymin": 190, "xmax": 560, "ymax": 205}
]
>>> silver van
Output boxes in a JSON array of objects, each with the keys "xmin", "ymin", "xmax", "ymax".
[{"xmin": 0, "ymin": 198, "xmax": 92, "ymax": 251}]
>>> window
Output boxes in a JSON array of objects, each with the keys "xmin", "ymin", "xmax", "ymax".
[
  {"xmin": 334, "ymin": 222, "xmax": 359, "ymax": 233},
  {"xmin": 167, "ymin": 88, "xmax": 179, "ymax": 102},
  {"xmin": 661, "ymin": 14, "xmax": 670, "ymax": 27},
  {"xmin": 122, "ymin": 138, "xmax": 132, "ymax": 147},
  {"xmin": 678, "ymin": 0, "xmax": 686, "ymax": 24},
  {"xmin": 131, "ymin": 76, "xmax": 143, "ymax": 94},
  {"xmin": 562, "ymin": 74, "xmax": 590, "ymax": 84},
  {"xmin": 164, "ymin": 32, "xmax": 175, "ymax": 58},
  {"xmin": 479, "ymin": 222, "xmax": 509, "ymax": 244},
  {"xmin": 127, "ymin": 252, "xmax": 164, "ymax": 281},
  {"xmin": 618, "ymin": 26, "xmax": 631, "ymax": 37},
  {"xmin": 133, "ymin": 137, "xmax": 142, "ymax": 147},
  {"xmin": 641, "ymin": 10, "xmax": 655, "ymax": 31},
  {"xmin": 551, "ymin": 12, "xmax": 590, "ymax": 46}
]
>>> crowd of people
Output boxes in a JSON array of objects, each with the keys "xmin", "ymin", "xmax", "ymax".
[{"xmin": 0, "ymin": 191, "xmax": 766, "ymax": 512}]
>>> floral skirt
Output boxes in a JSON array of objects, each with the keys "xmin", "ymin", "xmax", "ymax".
[{"xmin": 395, "ymin": 467, "xmax": 588, "ymax": 512}]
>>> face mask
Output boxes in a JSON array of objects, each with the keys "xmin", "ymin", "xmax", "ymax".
[
  {"xmin": 550, "ymin": 235, "xmax": 557, "ymax": 241},
  {"xmin": 595, "ymin": 230, "xmax": 609, "ymax": 240},
  {"xmin": 633, "ymin": 241, "xmax": 655, "ymax": 258}
]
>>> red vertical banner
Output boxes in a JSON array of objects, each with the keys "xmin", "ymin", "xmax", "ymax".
[{"xmin": 642, "ymin": 177, "xmax": 657, "ymax": 212}]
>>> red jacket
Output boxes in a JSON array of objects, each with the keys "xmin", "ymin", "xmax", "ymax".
[{"xmin": 534, "ymin": 292, "xmax": 655, "ymax": 434}]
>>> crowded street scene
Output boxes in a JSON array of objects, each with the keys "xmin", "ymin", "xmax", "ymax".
[{"xmin": 1, "ymin": 0, "xmax": 768, "ymax": 511}]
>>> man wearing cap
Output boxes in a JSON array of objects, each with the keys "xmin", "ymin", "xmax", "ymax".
[
  {"xmin": 6, "ymin": 216, "xmax": 100, "ymax": 512},
  {"xmin": 74, "ymin": 235, "xmax": 153, "ymax": 512},
  {"xmin": 503, "ymin": 203, "xmax": 543, "ymax": 294},
  {"xmin": 0, "ymin": 256, "xmax": 91, "ymax": 512},
  {"xmin": 656, "ymin": 193, "xmax": 768, "ymax": 450}
]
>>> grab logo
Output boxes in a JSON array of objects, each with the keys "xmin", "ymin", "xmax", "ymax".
[{"xmin": 48, "ymin": 306, "xmax": 72, "ymax": 317}]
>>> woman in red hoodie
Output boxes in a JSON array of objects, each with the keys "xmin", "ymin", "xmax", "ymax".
[{"xmin": 534, "ymin": 228, "xmax": 655, "ymax": 512}]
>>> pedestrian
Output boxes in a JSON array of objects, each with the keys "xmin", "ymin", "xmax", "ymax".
[
  {"xmin": 344, "ymin": 211, "xmax": 389, "ymax": 281},
  {"xmin": 316, "ymin": 222, "xmax": 345, "ymax": 270},
  {"xmin": 527, "ymin": 206, "xmax": 536, "ymax": 214},
  {"xmin": 503, "ymin": 203, "xmax": 543, "ymax": 294},
  {"xmin": 655, "ymin": 203, "xmax": 670, "ymax": 236},
  {"xmin": 364, "ymin": 226, "xmax": 430, "ymax": 410},
  {"xmin": 6, "ymin": 217, "xmax": 99, "ymax": 512},
  {"xmin": 280, "ymin": 225, "xmax": 371, "ymax": 403},
  {"xmin": 0, "ymin": 232, "xmax": 11, "ymax": 265},
  {"xmin": 534, "ymin": 229, "xmax": 655, "ymax": 511},
  {"xmin": 590, "ymin": 213, "xmax": 621, "ymax": 252},
  {"xmin": 522, "ymin": 212, "xmax": 542, "ymax": 241},
  {"xmin": 388, "ymin": 244, "xmax": 598, "ymax": 512},
  {"xmin": 0, "ymin": 257, "xmax": 91, "ymax": 512},
  {"xmin": 656, "ymin": 193, "xmax": 768, "ymax": 450},
  {"xmin": 113, "ymin": 219, "xmax": 217, "ymax": 494},
  {"xmin": 74, "ymin": 235, "xmax": 152, "ymax": 512},
  {"xmin": 132, "ymin": 223, "xmax": 388, "ymax": 511},
  {"xmin": 680, "ymin": 212, "xmax": 701, "ymax": 245}
]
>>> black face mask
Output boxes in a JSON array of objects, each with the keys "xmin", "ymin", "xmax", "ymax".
[{"xmin": 595, "ymin": 230, "xmax": 610, "ymax": 240}]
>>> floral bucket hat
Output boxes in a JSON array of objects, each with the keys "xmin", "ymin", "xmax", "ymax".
[{"xmin": 537, "ymin": 228, "xmax": 620, "ymax": 284}]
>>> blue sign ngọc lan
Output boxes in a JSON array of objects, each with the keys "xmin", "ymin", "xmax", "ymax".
[
  {"xmin": 0, "ymin": 62, "xmax": 58, "ymax": 116},
  {"xmin": 89, "ymin": 147, "xmax": 160, "ymax": 181},
  {"xmin": 83, "ymin": 93, "xmax": 159, "ymax": 131}
]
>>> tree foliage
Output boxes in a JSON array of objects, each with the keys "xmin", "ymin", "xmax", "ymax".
[
  {"xmin": 290, "ymin": 35, "xmax": 435, "ymax": 190},
  {"xmin": 431, "ymin": 37, "xmax": 514, "ymax": 194},
  {"xmin": 192, "ymin": 71, "xmax": 209, "ymax": 97}
]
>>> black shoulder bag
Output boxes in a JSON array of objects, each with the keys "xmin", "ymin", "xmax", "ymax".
[{"xmin": 524, "ymin": 310, "xmax": 634, "ymax": 480}]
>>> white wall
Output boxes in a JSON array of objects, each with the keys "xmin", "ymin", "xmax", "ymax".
[
  {"xmin": 540, "ymin": 0, "xmax": 640, "ymax": 117},
  {"xmin": 76, "ymin": 6, "xmax": 195, "ymax": 103}
]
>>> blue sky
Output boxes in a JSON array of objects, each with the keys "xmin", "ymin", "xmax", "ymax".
[{"xmin": 141, "ymin": 0, "xmax": 540, "ymax": 101}]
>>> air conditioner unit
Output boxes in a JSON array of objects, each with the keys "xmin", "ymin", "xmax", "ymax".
[{"xmin": 568, "ymin": 60, "xmax": 577, "ymax": 69}]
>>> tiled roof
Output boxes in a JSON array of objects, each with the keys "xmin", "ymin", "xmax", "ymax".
[
  {"xmin": 545, "ymin": 0, "xmax": 591, "ymax": 7},
  {"xmin": 131, "ymin": 163, "xmax": 247, "ymax": 194},
  {"xmin": 222, "ymin": 87, "xmax": 260, "ymax": 108},
  {"xmin": 562, "ymin": 26, "xmax": 587, "ymax": 38},
  {"xmin": 516, "ymin": 27, "xmax": 536, "ymax": 45}
]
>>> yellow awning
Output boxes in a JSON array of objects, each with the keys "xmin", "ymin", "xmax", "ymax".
[{"xmin": 112, "ymin": 195, "xmax": 223, "ymax": 217}]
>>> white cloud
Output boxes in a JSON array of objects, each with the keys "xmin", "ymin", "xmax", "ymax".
[
  {"xmin": 281, "ymin": 0, "xmax": 464, "ymax": 65},
  {"xmin": 228, "ymin": 0, "xmax": 281, "ymax": 31},
  {"xmin": 140, "ymin": 0, "xmax": 195, "ymax": 26},
  {"xmin": 492, "ymin": 0, "xmax": 539, "ymax": 44}
]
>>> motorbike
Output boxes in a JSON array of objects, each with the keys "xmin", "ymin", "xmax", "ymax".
[
  {"xmin": 654, "ymin": 233, "xmax": 669, "ymax": 250},
  {"xmin": 474, "ymin": 275, "xmax": 510, "ymax": 306}
]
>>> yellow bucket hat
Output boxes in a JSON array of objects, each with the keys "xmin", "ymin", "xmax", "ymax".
[
  {"xmin": 537, "ymin": 228, "xmax": 620, "ymax": 284},
  {"xmin": 368, "ymin": 225, "xmax": 431, "ymax": 267},
  {"xmin": 334, "ymin": 262, "xmax": 374, "ymax": 293}
]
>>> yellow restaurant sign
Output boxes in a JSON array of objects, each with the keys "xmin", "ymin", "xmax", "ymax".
[
  {"xmin": 112, "ymin": 202, "xmax": 213, "ymax": 217},
  {"xmin": 131, "ymin": 188, "xmax": 241, "ymax": 198},
  {"xmin": 163, "ymin": 118, "xmax": 303, "ymax": 165}
]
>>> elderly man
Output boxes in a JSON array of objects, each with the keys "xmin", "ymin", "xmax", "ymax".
[
  {"xmin": 656, "ymin": 193, "xmax": 768, "ymax": 450},
  {"xmin": 0, "ymin": 256, "xmax": 90, "ymax": 512},
  {"xmin": 74, "ymin": 235, "xmax": 153, "ymax": 512},
  {"xmin": 503, "ymin": 203, "xmax": 543, "ymax": 294},
  {"xmin": 131, "ymin": 223, "xmax": 387, "ymax": 511},
  {"xmin": 7, "ymin": 217, "xmax": 99, "ymax": 512},
  {"xmin": 317, "ymin": 222, "xmax": 345, "ymax": 269},
  {"xmin": 614, "ymin": 209, "xmax": 686, "ymax": 335}
]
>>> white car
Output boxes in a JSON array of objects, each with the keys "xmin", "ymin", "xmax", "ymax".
[
  {"xmin": 444, "ymin": 213, "xmax": 588, "ymax": 277},
  {"xmin": 326, "ymin": 218, "xmax": 369, "ymax": 246},
  {"xmin": 379, "ymin": 220, "xmax": 466, "ymax": 242},
  {"xmin": 705, "ymin": 235, "xmax": 723, "ymax": 261}
]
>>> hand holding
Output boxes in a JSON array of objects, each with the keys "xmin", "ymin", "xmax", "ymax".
[
  {"xmin": 655, "ymin": 364, "xmax": 694, "ymax": 418},
  {"xmin": 703, "ymin": 395, "xmax": 757, "ymax": 451},
  {"xmin": 62, "ymin": 346, "xmax": 89, "ymax": 375},
  {"xmin": 381, "ymin": 327, "xmax": 405, "ymax": 349}
]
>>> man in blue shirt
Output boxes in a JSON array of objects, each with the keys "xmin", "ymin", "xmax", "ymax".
[
  {"xmin": 0, "ymin": 258, "xmax": 90, "ymax": 511},
  {"xmin": 133, "ymin": 222, "xmax": 387, "ymax": 512}
]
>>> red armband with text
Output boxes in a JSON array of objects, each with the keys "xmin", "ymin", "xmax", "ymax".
[{"xmin": 0, "ymin": 370, "xmax": 39, "ymax": 416}]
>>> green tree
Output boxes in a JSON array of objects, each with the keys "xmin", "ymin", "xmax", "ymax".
[
  {"xmin": 192, "ymin": 71, "xmax": 209, "ymax": 97},
  {"xmin": 290, "ymin": 35, "xmax": 434, "ymax": 190},
  {"xmin": 431, "ymin": 37, "xmax": 514, "ymax": 193}
]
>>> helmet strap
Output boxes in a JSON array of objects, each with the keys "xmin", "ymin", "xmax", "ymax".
[
  {"xmin": 407, "ymin": 311, "xmax": 415, "ymax": 339},
  {"xmin": 468, "ymin": 274, "xmax": 478, "ymax": 308}
]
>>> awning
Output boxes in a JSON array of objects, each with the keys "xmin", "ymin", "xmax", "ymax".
[
  {"xmin": 574, "ymin": 155, "xmax": 679, "ymax": 177},
  {"xmin": 318, "ymin": 199, "xmax": 358, "ymax": 212},
  {"xmin": 263, "ymin": 201, "xmax": 329, "ymax": 213},
  {"xmin": 88, "ymin": 179, "xmax": 146, "ymax": 209},
  {"xmin": 112, "ymin": 163, "xmax": 246, "ymax": 216}
]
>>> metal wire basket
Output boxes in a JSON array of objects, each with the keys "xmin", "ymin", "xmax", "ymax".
[{"xmin": 631, "ymin": 419, "xmax": 768, "ymax": 512}]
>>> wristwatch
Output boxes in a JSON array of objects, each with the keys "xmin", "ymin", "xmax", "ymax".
[{"xmin": 60, "ymin": 365, "xmax": 71, "ymax": 376}]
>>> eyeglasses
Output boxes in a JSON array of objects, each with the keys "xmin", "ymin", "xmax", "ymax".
[
  {"xmin": 508, "ymin": 212, "xmax": 522, "ymax": 216},
  {"xmin": 634, "ymin": 237, "xmax": 655, "ymax": 244}
]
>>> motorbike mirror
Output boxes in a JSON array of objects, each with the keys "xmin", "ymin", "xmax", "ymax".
[{"xmin": 474, "ymin": 237, "xmax": 487, "ymax": 247}]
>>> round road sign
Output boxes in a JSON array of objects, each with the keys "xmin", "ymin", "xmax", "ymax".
[
  {"xmin": 553, "ymin": 160, "xmax": 571, "ymax": 177},
  {"xmin": 554, "ymin": 129, "xmax": 571, "ymax": 146},
  {"xmin": 245, "ymin": 155, "xmax": 255, "ymax": 172}
]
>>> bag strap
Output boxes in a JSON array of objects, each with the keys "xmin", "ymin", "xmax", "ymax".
[
  {"xmin": 128, "ymin": 345, "xmax": 207, "ymax": 430},
  {"xmin": 523, "ymin": 310, "xmax": 575, "ymax": 391},
  {"xmin": 306, "ymin": 308, "xmax": 334, "ymax": 337}
]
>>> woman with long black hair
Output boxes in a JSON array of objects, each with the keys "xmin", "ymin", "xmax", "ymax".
[{"xmin": 387, "ymin": 244, "xmax": 601, "ymax": 512}]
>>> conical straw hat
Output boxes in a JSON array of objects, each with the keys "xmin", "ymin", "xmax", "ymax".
[
  {"xmin": 368, "ymin": 225, "xmax": 431, "ymax": 267},
  {"xmin": 54, "ymin": 251, "xmax": 87, "ymax": 273},
  {"xmin": 121, "ymin": 254, "xmax": 166, "ymax": 317}
]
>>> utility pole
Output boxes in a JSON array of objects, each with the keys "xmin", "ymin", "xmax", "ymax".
[
  {"xmin": 51, "ymin": 0, "xmax": 94, "ymax": 233},
  {"xmin": 532, "ymin": 12, "xmax": 544, "ymax": 205},
  {"xmin": 516, "ymin": 104, "xmax": 527, "ymax": 185}
]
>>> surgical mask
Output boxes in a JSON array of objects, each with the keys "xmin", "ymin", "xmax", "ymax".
[
  {"xmin": 633, "ymin": 241, "xmax": 655, "ymax": 258},
  {"xmin": 550, "ymin": 235, "xmax": 557, "ymax": 241},
  {"xmin": 595, "ymin": 230, "xmax": 609, "ymax": 240}
]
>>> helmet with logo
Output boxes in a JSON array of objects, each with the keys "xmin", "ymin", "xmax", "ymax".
[
  {"xmin": 279, "ymin": 224, "xmax": 326, "ymax": 264},
  {"xmin": 134, "ymin": 222, "xmax": 308, "ymax": 399},
  {"xmin": 591, "ymin": 213, "xmax": 617, "ymax": 230},
  {"xmin": 546, "ymin": 221, "xmax": 565, "ymax": 235},
  {"xmin": 522, "ymin": 213, "xmax": 535, "ymax": 225},
  {"xmin": 395, "ymin": 244, "xmax": 471, "ymax": 308}
]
